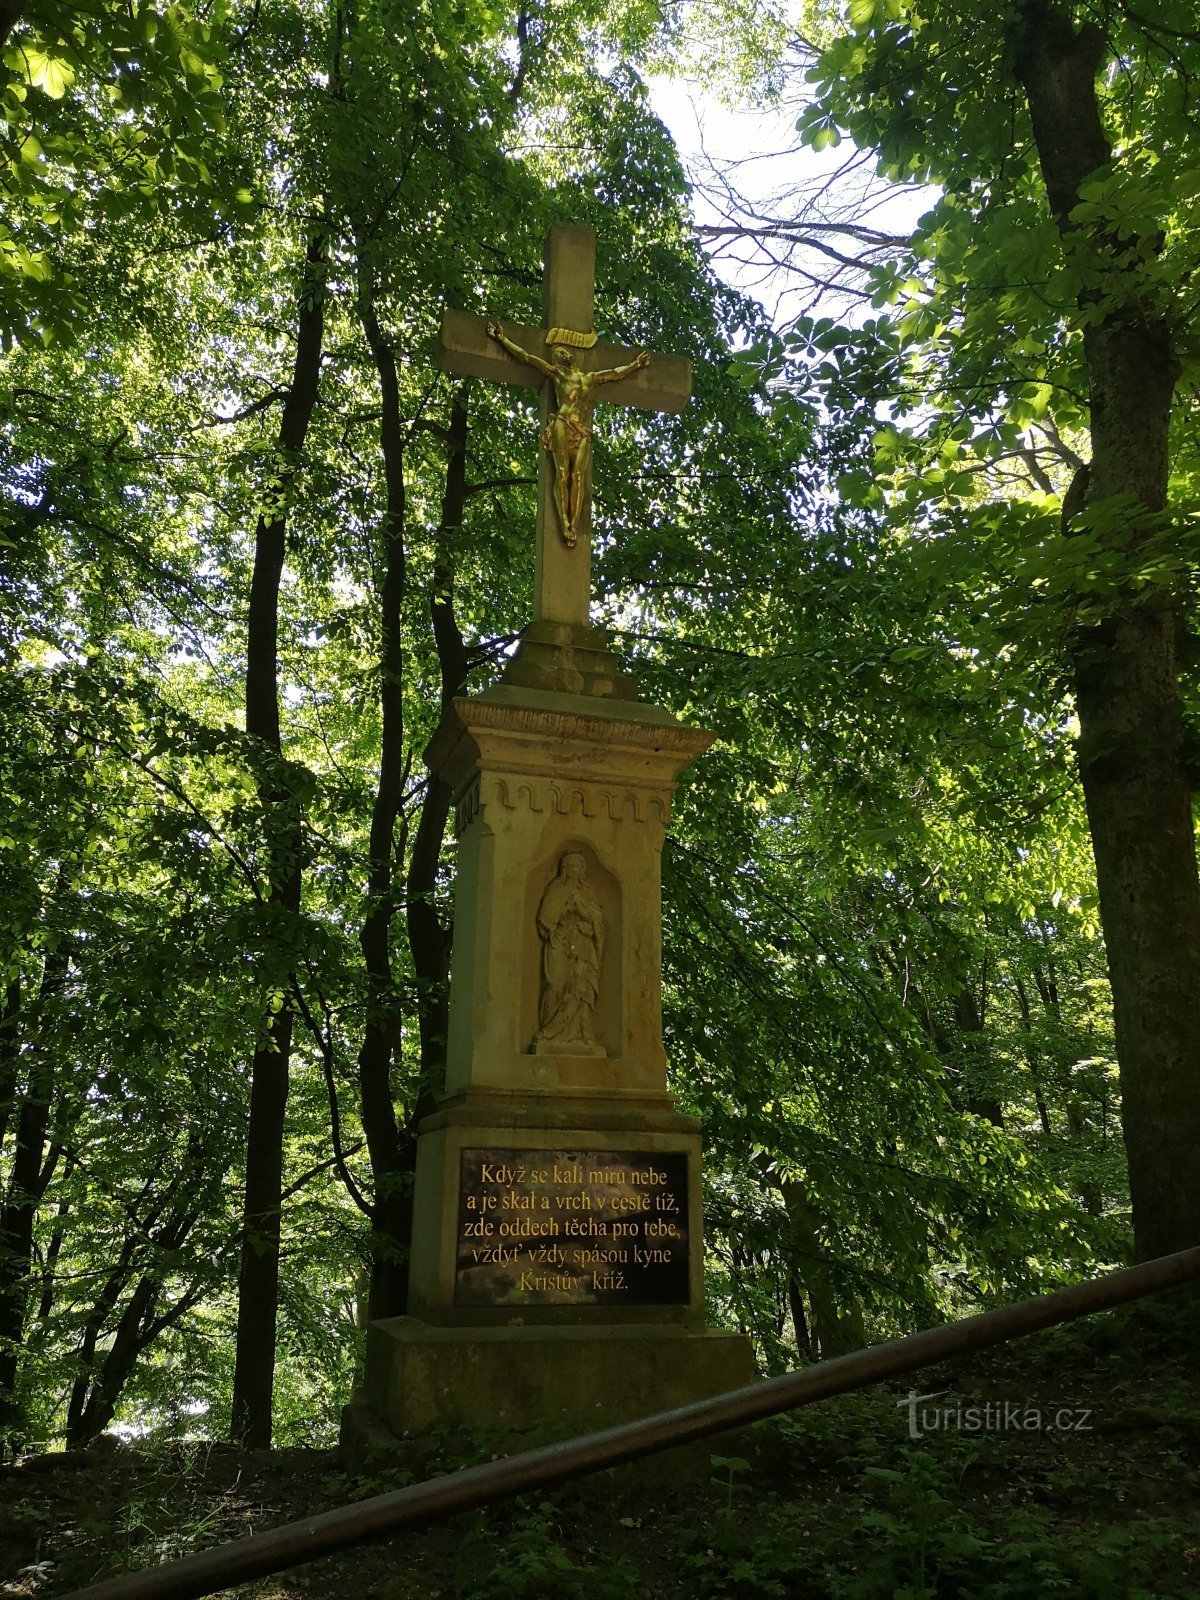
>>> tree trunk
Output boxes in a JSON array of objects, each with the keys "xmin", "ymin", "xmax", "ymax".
[
  {"xmin": 778, "ymin": 1177, "xmax": 865, "ymax": 1357},
  {"xmin": 67, "ymin": 1275, "xmax": 158, "ymax": 1447},
  {"xmin": 392, "ymin": 387, "xmax": 470, "ymax": 1309},
  {"xmin": 66, "ymin": 1235, "xmax": 136, "ymax": 1442},
  {"xmin": 35, "ymin": 1173, "xmax": 71, "ymax": 1322},
  {"xmin": 880, "ymin": 936, "xmax": 1003, "ymax": 1126},
  {"xmin": 786, "ymin": 1270, "xmax": 814, "ymax": 1361},
  {"xmin": 354, "ymin": 255, "xmax": 469, "ymax": 1318},
  {"xmin": 0, "ymin": 948, "xmax": 68, "ymax": 1450},
  {"xmin": 354, "ymin": 267, "xmax": 410, "ymax": 1322},
  {"xmin": 1014, "ymin": 974, "xmax": 1053, "ymax": 1137},
  {"xmin": 229, "ymin": 223, "xmax": 327, "ymax": 1447},
  {"xmin": 406, "ymin": 389, "xmax": 469, "ymax": 1086},
  {"xmin": 0, "ymin": 977, "xmax": 19, "ymax": 1152},
  {"xmin": 67, "ymin": 1255, "xmax": 203, "ymax": 1448},
  {"xmin": 1014, "ymin": 3, "xmax": 1200, "ymax": 1261},
  {"xmin": 756, "ymin": 1155, "xmax": 864, "ymax": 1358},
  {"xmin": 950, "ymin": 978, "xmax": 1004, "ymax": 1128},
  {"xmin": 66, "ymin": 1145, "xmax": 207, "ymax": 1443}
]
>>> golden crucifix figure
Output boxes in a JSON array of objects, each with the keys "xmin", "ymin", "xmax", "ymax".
[
  {"xmin": 437, "ymin": 225, "xmax": 691, "ymax": 627},
  {"xmin": 486, "ymin": 322, "xmax": 650, "ymax": 547}
]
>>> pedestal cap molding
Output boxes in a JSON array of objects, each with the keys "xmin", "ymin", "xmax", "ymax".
[{"xmin": 427, "ymin": 693, "xmax": 714, "ymax": 804}]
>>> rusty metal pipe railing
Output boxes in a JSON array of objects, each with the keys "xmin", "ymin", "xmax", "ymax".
[{"xmin": 64, "ymin": 1246, "xmax": 1200, "ymax": 1600}]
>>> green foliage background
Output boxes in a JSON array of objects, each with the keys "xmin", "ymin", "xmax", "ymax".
[{"xmin": 0, "ymin": 0, "xmax": 1159, "ymax": 1450}]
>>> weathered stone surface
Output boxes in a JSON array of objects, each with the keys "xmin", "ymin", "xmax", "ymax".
[
  {"xmin": 346, "ymin": 1322, "xmax": 755, "ymax": 1441},
  {"xmin": 498, "ymin": 620, "xmax": 639, "ymax": 699},
  {"xmin": 406, "ymin": 1101, "xmax": 705, "ymax": 1327},
  {"xmin": 344, "ymin": 676, "xmax": 754, "ymax": 1442},
  {"xmin": 426, "ymin": 688, "xmax": 712, "ymax": 1101}
]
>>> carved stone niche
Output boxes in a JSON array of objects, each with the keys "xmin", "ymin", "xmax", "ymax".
[
  {"xmin": 427, "ymin": 688, "xmax": 713, "ymax": 1100},
  {"xmin": 522, "ymin": 841, "xmax": 622, "ymax": 1059}
]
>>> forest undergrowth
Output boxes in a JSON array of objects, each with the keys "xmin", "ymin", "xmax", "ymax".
[{"xmin": 4, "ymin": 1299, "xmax": 1200, "ymax": 1600}]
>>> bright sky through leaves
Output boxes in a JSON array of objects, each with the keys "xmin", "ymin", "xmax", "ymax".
[{"xmin": 647, "ymin": 70, "xmax": 935, "ymax": 325}]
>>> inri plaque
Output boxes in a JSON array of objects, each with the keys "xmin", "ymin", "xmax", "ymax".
[{"xmin": 455, "ymin": 1148, "xmax": 690, "ymax": 1307}]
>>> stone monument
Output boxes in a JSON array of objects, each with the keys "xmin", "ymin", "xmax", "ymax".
[{"xmin": 342, "ymin": 225, "xmax": 753, "ymax": 1455}]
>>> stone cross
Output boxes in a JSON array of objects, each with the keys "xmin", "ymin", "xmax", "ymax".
[{"xmin": 438, "ymin": 224, "xmax": 691, "ymax": 627}]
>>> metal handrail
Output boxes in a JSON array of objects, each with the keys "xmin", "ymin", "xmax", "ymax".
[{"xmin": 65, "ymin": 1245, "xmax": 1200, "ymax": 1600}]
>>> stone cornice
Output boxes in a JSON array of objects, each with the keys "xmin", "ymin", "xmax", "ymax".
[
  {"xmin": 427, "ymin": 691, "xmax": 714, "ymax": 804},
  {"xmin": 457, "ymin": 695, "xmax": 712, "ymax": 752}
]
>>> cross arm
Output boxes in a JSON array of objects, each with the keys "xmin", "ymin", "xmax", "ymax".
[
  {"xmin": 439, "ymin": 306, "xmax": 692, "ymax": 415},
  {"xmin": 439, "ymin": 307, "xmax": 547, "ymax": 391},
  {"xmin": 592, "ymin": 345, "xmax": 691, "ymax": 415}
]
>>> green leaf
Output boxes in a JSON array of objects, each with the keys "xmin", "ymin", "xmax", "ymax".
[{"xmin": 21, "ymin": 47, "xmax": 76, "ymax": 99}]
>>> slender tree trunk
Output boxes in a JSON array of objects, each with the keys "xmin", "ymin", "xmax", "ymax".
[
  {"xmin": 0, "ymin": 948, "xmax": 68, "ymax": 1450},
  {"xmin": 67, "ymin": 1275, "xmax": 158, "ymax": 1446},
  {"xmin": 0, "ymin": 977, "xmax": 20, "ymax": 1152},
  {"xmin": 0, "ymin": 1086, "xmax": 53, "ymax": 1444},
  {"xmin": 35, "ymin": 1171, "xmax": 71, "ymax": 1321},
  {"xmin": 66, "ymin": 1235, "xmax": 138, "ymax": 1440},
  {"xmin": 354, "ymin": 268, "xmax": 410, "ymax": 1322},
  {"xmin": 786, "ymin": 1270, "xmax": 814, "ymax": 1361},
  {"xmin": 1014, "ymin": 975, "xmax": 1053, "ymax": 1137},
  {"xmin": 230, "ymin": 224, "xmax": 327, "ymax": 1447},
  {"xmin": 1014, "ymin": 3, "xmax": 1200, "ymax": 1261},
  {"xmin": 392, "ymin": 387, "xmax": 470, "ymax": 1308},
  {"xmin": 68, "ymin": 1147, "xmax": 207, "ymax": 1444},
  {"xmin": 406, "ymin": 388, "xmax": 469, "ymax": 1082},
  {"xmin": 777, "ymin": 1176, "xmax": 865, "ymax": 1357},
  {"xmin": 67, "ymin": 1246, "xmax": 203, "ymax": 1448},
  {"xmin": 950, "ymin": 980, "xmax": 1004, "ymax": 1128},
  {"xmin": 880, "ymin": 936, "xmax": 1003, "ymax": 1125},
  {"xmin": 354, "ymin": 258, "xmax": 470, "ymax": 1317},
  {"xmin": 756, "ymin": 1155, "xmax": 864, "ymax": 1358}
]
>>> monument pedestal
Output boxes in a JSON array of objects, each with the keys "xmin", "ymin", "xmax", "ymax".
[
  {"xmin": 343, "ymin": 644, "xmax": 753, "ymax": 1461},
  {"xmin": 346, "ymin": 1323, "xmax": 749, "ymax": 1446},
  {"xmin": 342, "ymin": 225, "xmax": 757, "ymax": 1466}
]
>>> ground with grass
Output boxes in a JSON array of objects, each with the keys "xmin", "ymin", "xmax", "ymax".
[{"xmin": 4, "ymin": 1301, "xmax": 1200, "ymax": 1599}]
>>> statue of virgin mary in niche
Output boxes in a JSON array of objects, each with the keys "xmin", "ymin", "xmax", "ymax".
[{"xmin": 533, "ymin": 852, "xmax": 606, "ymax": 1056}]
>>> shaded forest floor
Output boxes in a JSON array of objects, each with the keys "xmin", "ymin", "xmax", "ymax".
[{"xmin": 5, "ymin": 1300, "xmax": 1200, "ymax": 1600}]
